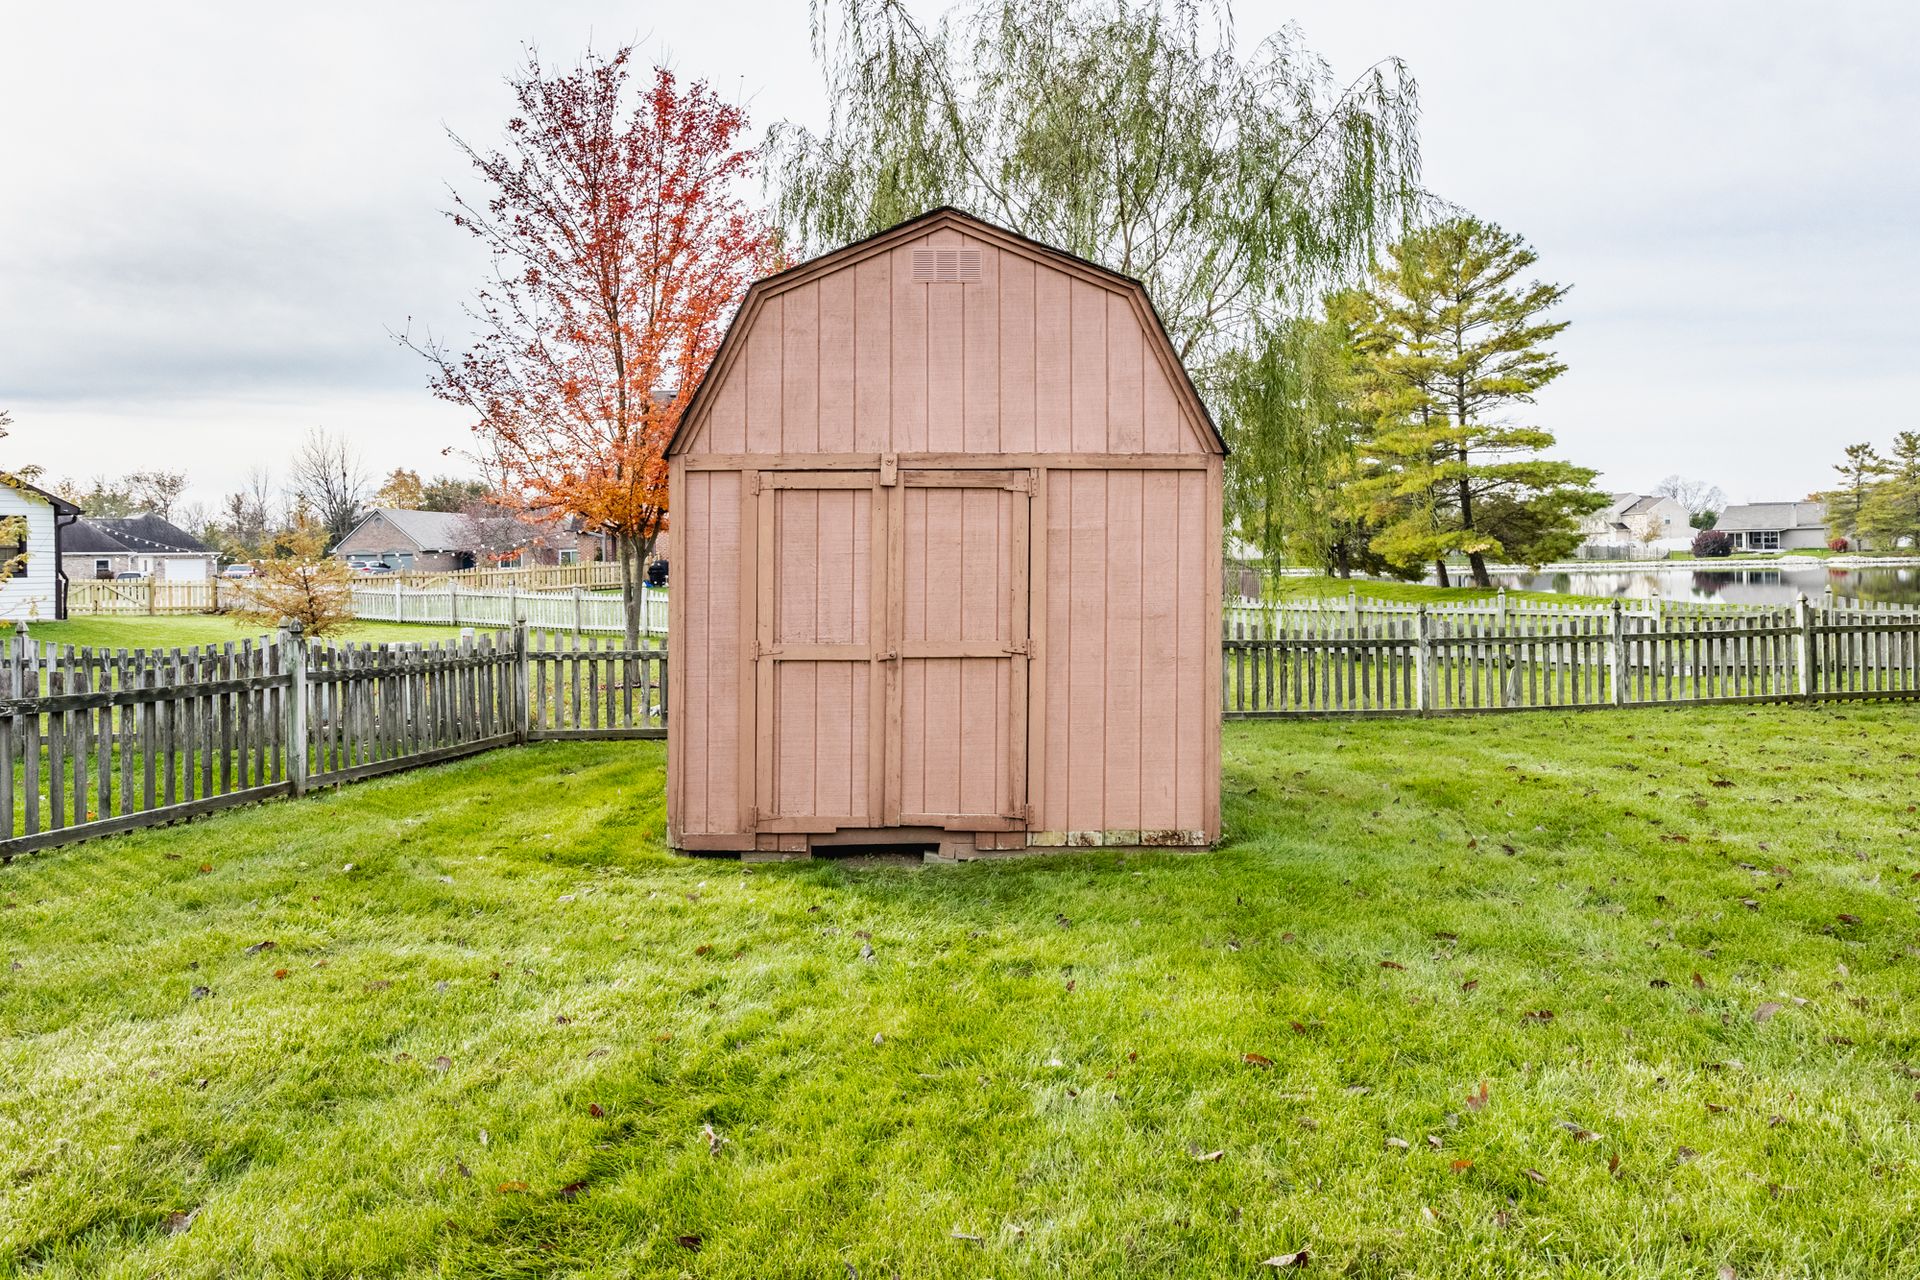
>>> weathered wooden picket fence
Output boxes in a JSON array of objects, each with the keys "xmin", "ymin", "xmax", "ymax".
[
  {"xmin": 0, "ymin": 624, "xmax": 665, "ymax": 858},
  {"xmin": 1223, "ymin": 598, "xmax": 1920, "ymax": 716},
  {"xmin": 347, "ymin": 581, "xmax": 668, "ymax": 635}
]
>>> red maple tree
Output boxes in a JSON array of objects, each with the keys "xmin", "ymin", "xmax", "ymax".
[{"xmin": 411, "ymin": 47, "xmax": 774, "ymax": 643}]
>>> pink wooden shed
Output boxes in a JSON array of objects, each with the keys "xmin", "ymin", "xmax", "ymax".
[{"xmin": 665, "ymin": 208, "xmax": 1222, "ymax": 858}]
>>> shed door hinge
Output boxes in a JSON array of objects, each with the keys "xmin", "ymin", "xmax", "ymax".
[
  {"xmin": 746, "ymin": 472, "xmax": 761, "ymax": 495},
  {"xmin": 879, "ymin": 454, "xmax": 898, "ymax": 487}
]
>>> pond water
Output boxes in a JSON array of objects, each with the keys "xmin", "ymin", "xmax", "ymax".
[{"xmin": 1468, "ymin": 563, "xmax": 1920, "ymax": 607}]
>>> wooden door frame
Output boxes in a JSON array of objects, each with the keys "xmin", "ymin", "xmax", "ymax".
[
  {"xmin": 750, "ymin": 470, "xmax": 886, "ymax": 835},
  {"xmin": 884, "ymin": 466, "xmax": 1032, "ymax": 831}
]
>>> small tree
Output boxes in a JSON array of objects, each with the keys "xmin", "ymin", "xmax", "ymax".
[
  {"xmin": 230, "ymin": 527, "xmax": 357, "ymax": 637},
  {"xmin": 409, "ymin": 47, "xmax": 774, "ymax": 647},
  {"xmin": 1691, "ymin": 528, "xmax": 1733, "ymax": 558}
]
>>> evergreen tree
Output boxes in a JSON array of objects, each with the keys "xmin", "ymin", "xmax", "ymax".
[
  {"xmin": 1349, "ymin": 217, "xmax": 1603, "ymax": 587},
  {"xmin": 1823, "ymin": 442, "xmax": 1886, "ymax": 544},
  {"xmin": 1861, "ymin": 432, "xmax": 1920, "ymax": 551}
]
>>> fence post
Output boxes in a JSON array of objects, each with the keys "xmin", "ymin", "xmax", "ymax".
[
  {"xmin": 1496, "ymin": 588, "xmax": 1509, "ymax": 630},
  {"xmin": 1795, "ymin": 593, "xmax": 1816, "ymax": 702},
  {"xmin": 1609, "ymin": 599, "xmax": 1627, "ymax": 705},
  {"xmin": 512, "ymin": 618, "xmax": 530, "ymax": 744},
  {"xmin": 447, "ymin": 581, "xmax": 458, "ymax": 627},
  {"xmin": 394, "ymin": 576, "xmax": 402, "ymax": 622},
  {"xmin": 1347, "ymin": 587, "xmax": 1359, "ymax": 631},
  {"xmin": 572, "ymin": 585, "xmax": 585, "ymax": 635},
  {"xmin": 1414, "ymin": 607, "xmax": 1433, "ymax": 716},
  {"xmin": 281, "ymin": 622, "xmax": 308, "ymax": 797},
  {"xmin": 147, "ymin": 575, "xmax": 156, "ymax": 615}
]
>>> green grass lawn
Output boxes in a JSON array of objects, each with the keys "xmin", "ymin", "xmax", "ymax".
[
  {"xmin": 1265, "ymin": 574, "xmax": 1615, "ymax": 607},
  {"xmin": 6, "ymin": 707, "xmax": 1920, "ymax": 1277},
  {"xmin": 5, "ymin": 616, "xmax": 505, "ymax": 651}
]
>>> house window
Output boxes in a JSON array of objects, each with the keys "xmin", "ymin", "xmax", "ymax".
[
  {"xmin": 558, "ymin": 548, "xmax": 578, "ymax": 565},
  {"xmin": 1751, "ymin": 530, "xmax": 1779, "ymax": 550},
  {"xmin": 94, "ymin": 558, "xmax": 111, "ymax": 578}
]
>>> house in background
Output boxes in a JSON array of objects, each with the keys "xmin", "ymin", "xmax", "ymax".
[
  {"xmin": 1716, "ymin": 501, "xmax": 1829, "ymax": 552},
  {"xmin": 60, "ymin": 514, "xmax": 218, "ymax": 581},
  {"xmin": 1577, "ymin": 492, "xmax": 1692, "ymax": 556},
  {"xmin": 0, "ymin": 472, "xmax": 81, "ymax": 620},
  {"xmin": 332, "ymin": 508, "xmax": 635, "ymax": 571}
]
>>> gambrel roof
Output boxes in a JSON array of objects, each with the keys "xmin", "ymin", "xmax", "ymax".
[{"xmin": 668, "ymin": 206, "xmax": 1224, "ymax": 458}]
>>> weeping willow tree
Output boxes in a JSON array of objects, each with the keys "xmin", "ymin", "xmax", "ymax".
[
  {"xmin": 770, "ymin": 0, "xmax": 1420, "ymax": 446},
  {"xmin": 1218, "ymin": 289, "xmax": 1409, "ymax": 579}
]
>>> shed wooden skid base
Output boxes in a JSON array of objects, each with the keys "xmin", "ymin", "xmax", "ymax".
[
  {"xmin": 667, "ymin": 208, "xmax": 1222, "ymax": 856},
  {"xmin": 673, "ymin": 828, "xmax": 1214, "ymax": 861}
]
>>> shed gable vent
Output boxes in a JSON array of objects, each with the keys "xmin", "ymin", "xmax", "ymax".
[{"xmin": 911, "ymin": 247, "xmax": 983, "ymax": 282}]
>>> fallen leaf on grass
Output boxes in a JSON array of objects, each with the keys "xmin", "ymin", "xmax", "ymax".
[
  {"xmin": 430, "ymin": 1056, "xmax": 452, "ymax": 1072},
  {"xmin": 1450, "ymin": 1158, "xmax": 1474, "ymax": 1173},
  {"xmin": 558, "ymin": 1181, "xmax": 587, "ymax": 1201},
  {"xmin": 676, "ymin": 1234, "xmax": 703, "ymax": 1251},
  {"xmin": 1523, "ymin": 1168, "xmax": 1548, "ymax": 1185},
  {"xmin": 1522, "ymin": 1009, "xmax": 1555, "ymax": 1023},
  {"xmin": 588, "ymin": 1103, "xmax": 605, "ymax": 1118},
  {"xmin": 860, "ymin": 941, "xmax": 875, "ymax": 962},
  {"xmin": 1753, "ymin": 1002, "xmax": 1784, "ymax": 1024},
  {"xmin": 1465, "ymin": 1081, "xmax": 1490, "ymax": 1112},
  {"xmin": 1194, "ymin": 1149, "xmax": 1225, "ymax": 1163},
  {"xmin": 694, "ymin": 944, "xmax": 712, "ymax": 956},
  {"xmin": 273, "ymin": 969, "xmax": 289, "ymax": 980},
  {"xmin": 1837, "ymin": 913, "xmax": 1861, "ymax": 925},
  {"xmin": 702, "ymin": 1123, "xmax": 726, "ymax": 1156},
  {"xmin": 1556, "ymin": 1120, "xmax": 1600, "ymax": 1142},
  {"xmin": 1378, "ymin": 960, "xmax": 1405, "ymax": 971},
  {"xmin": 950, "ymin": 1230, "xmax": 984, "ymax": 1243},
  {"xmin": 189, "ymin": 985, "xmax": 211, "ymax": 1001},
  {"xmin": 1693, "ymin": 972, "xmax": 1707, "ymax": 989},
  {"xmin": 1384, "ymin": 1137, "xmax": 1410, "ymax": 1152},
  {"xmin": 1460, "ymin": 979, "xmax": 1479, "ymax": 992},
  {"xmin": 245, "ymin": 940, "xmax": 275, "ymax": 955},
  {"xmin": 1243, "ymin": 1053, "xmax": 1273, "ymax": 1067},
  {"xmin": 163, "ymin": 1208, "xmax": 198, "ymax": 1234},
  {"xmin": 496, "ymin": 1181, "xmax": 529, "ymax": 1194},
  {"xmin": 1260, "ymin": 1249, "xmax": 1310, "ymax": 1268}
]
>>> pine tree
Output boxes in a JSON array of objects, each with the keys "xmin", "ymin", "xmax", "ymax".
[
  {"xmin": 1861, "ymin": 432, "xmax": 1920, "ymax": 551},
  {"xmin": 1349, "ymin": 217, "xmax": 1603, "ymax": 587},
  {"xmin": 1823, "ymin": 442, "xmax": 1886, "ymax": 545}
]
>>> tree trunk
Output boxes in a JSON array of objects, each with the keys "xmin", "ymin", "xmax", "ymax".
[
  {"xmin": 1467, "ymin": 550, "xmax": 1492, "ymax": 590},
  {"xmin": 1433, "ymin": 559, "xmax": 1450, "ymax": 589},
  {"xmin": 618, "ymin": 534, "xmax": 640, "ymax": 649},
  {"xmin": 1334, "ymin": 541, "xmax": 1351, "ymax": 580}
]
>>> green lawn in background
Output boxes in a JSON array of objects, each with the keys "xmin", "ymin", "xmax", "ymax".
[
  {"xmin": 6, "ymin": 706, "xmax": 1920, "ymax": 1276},
  {"xmin": 1262, "ymin": 574, "xmax": 1618, "ymax": 607},
  {"xmin": 4, "ymin": 616, "xmax": 486, "ymax": 651}
]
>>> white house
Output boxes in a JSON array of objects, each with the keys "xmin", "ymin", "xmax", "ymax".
[
  {"xmin": 0, "ymin": 472, "xmax": 81, "ymax": 621},
  {"xmin": 1579, "ymin": 492, "xmax": 1692, "ymax": 555},
  {"xmin": 1715, "ymin": 501, "xmax": 1829, "ymax": 552}
]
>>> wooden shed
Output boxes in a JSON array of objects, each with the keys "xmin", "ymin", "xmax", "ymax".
[{"xmin": 665, "ymin": 208, "xmax": 1222, "ymax": 858}]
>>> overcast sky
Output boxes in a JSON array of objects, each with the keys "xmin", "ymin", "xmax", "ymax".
[{"xmin": 3, "ymin": 1, "xmax": 1915, "ymax": 513}]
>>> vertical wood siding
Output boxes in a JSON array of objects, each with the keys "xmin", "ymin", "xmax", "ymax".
[
  {"xmin": 675, "ymin": 470, "xmax": 743, "ymax": 834},
  {"xmin": 679, "ymin": 234, "xmax": 1212, "ymax": 458},
  {"xmin": 0, "ymin": 488, "xmax": 60, "ymax": 621},
  {"xmin": 1040, "ymin": 467, "xmax": 1213, "ymax": 837}
]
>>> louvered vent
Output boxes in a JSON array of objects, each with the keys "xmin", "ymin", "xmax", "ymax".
[{"xmin": 911, "ymin": 247, "xmax": 983, "ymax": 282}]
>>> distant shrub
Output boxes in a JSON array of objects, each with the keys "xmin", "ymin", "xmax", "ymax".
[
  {"xmin": 1692, "ymin": 529, "xmax": 1733, "ymax": 558},
  {"xmin": 1829, "ymin": 537, "xmax": 1849, "ymax": 552}
]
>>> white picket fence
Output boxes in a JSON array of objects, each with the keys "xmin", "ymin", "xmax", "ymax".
[
  {"xmin": 1224, "ymin": 587, "xmax": 1920, "ymax": 637},
  {"xmin": 348, "ymin": 581, "xmax": 669, "ymax": 635}
]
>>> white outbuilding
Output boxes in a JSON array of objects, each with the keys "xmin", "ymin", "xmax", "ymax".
[{"xmin": 0, "ymin": 472, "xmax": 81, "ymax": 621}]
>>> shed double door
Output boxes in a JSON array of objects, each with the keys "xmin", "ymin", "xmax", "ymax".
[{"xmin": 753, "ymin": 468, "xmax": 1030, "ymax": 836}]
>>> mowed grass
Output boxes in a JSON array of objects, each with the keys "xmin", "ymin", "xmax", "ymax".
[
  {"xmin": 6, "ymin": 708, "xmax": 1920, "ymax": 1276},
  {"xmin": 5, "ymin": 616, "xmax": 477, "ymax": 650},
  {"xmin": 1266, "ymin": 574, "xmax": 1615, "ymax": 607}
]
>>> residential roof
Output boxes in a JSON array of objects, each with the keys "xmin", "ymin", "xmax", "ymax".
[
  {"xmin": 349, "ymin": 508, "xmax": 473, "ymax": 552},
  {"xmin": 0, "ymin": 471, "xmax": 82, "ymax": 516},
  {"xmin": 1715, "ymin": 501, "xmax": 1826, "ymax": 532},
  {"xmin": 64, "ymin": 514, "xmax": 212, "ymax": 555},
  {"xmin": 667, "ymin": 205, "xmax": 1225, "ymax": 457}
]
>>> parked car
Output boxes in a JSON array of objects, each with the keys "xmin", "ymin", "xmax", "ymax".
[
  {"xmin": 356, "ymin": 562, "xmax": 398, "ymax": 575},
  {"xmin": 222, "ymin": 563, "xmax": 257, "ymax": 579},
  {"xmin": 113, "ymin": 571, "xmax": 146, "ymax": 581}
]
